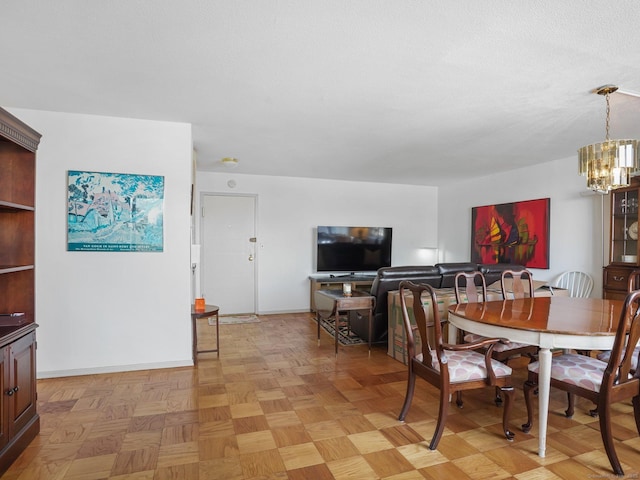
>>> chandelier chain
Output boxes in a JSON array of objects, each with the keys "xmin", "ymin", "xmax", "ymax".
[{"xmin": 605, "ymin": 92, "xmax": 611, "ymax": 141}]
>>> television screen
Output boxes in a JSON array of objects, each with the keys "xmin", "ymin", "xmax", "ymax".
[{"xmin": 316, "ymin": 226, "xmax": 392, "ymax": 273}]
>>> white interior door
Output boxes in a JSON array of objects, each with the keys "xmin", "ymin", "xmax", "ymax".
[{"xmin": 201, "ymin": 194, "xmax": 256, "ymax": 314}]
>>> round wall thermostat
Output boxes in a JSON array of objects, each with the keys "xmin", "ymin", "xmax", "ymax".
[{"xmin": 227, "ymin": 179, "xmax": 236, "ymax": 188}]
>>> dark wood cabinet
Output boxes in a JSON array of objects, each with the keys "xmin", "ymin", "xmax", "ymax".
[
  {"xmin": 0, "ymin": 107, "xmax": 40, "ymax": 475},
  {"xmin": 0, "ymin": 327, "xmax": 37, "ymax": 463},
  {"xmin": 603, "ymin": 265, "xmax": 633, "ymax": 300},
  {"xmin": 604, "ymin": 178, "xmax": 640, "ymax": 299}
]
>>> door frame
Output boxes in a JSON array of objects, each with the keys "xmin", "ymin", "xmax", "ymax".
[{"xmin": 199, "ymin": 192, "xmax": 259, "ymax": 314}]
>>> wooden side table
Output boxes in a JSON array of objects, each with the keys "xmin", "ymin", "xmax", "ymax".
[
  {"xmin": 191, "ymin": 304, "xmax": 219, "ymax": 363},
  {"xmin": 314, "ymin": 289, "xmax": 374, "ymax": 355}
]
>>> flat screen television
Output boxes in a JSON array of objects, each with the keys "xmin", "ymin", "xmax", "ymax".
[{"xmin": 316, "ymin": 226, "xmax": 392, "ymax": 273}]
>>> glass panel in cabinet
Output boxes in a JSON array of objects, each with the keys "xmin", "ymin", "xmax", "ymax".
[{"xmin": 611, "ymin": 188, "xmax": 639, "ymax": 264}]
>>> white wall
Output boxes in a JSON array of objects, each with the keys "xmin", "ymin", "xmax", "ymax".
[
  {"xmin": 10, "ymin": 108, "xmax": 193, "ymax": 378},
  {"xmin": 195, "ymin": 172, "xmax": 439, "ymax": 313},
  {"xmin": 5, "ymin": 105, "xmax": 604, "ymax": 378},
  {"xmin": 439, "ymin": 156, "xmax": 606, "ymax": 294}
]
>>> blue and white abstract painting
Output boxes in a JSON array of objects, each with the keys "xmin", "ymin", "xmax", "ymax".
[{"xmin": 67, "ymin": 170, "xmax": 165, "ymax": 252}]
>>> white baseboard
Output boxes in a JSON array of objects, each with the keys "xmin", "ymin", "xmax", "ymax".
[
  {"xmin": 37, "ymin": 359, "xmax": 193, "ymax": 379},
  {"xmin": 256, "ymin": 309, "xmax": 310, "ymax": 315}
]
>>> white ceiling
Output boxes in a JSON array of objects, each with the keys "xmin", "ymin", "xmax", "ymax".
[{"xmin": 2, "ymin": 1, "xmax": 640, "ymax": 186}]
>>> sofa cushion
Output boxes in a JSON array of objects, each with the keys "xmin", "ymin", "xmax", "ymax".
[
  {"xmin": 479, "ymin": 263, "xmax": 525, "ymax": 286},
  {"xmin": 377, "ymin": 265, "xmax": 440, "ymax": 279},
  {"xmin": 436, "ymin": 262, "xmax": 479, "ymax": 288}
]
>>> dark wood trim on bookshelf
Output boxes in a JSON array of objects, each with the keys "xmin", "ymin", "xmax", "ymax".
[{"xmin": 0, "ymin": 108, "xmax": 41, "ymax": 152}]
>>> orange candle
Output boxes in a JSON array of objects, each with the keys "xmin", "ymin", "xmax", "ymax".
[{"xmin": 195, "ymin": 298, "xmax": 205, "ymax": 311}]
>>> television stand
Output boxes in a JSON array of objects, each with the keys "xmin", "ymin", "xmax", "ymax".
[{"xmin": 309, "ymin": 274, "xmax": 376, "ymax": 311}]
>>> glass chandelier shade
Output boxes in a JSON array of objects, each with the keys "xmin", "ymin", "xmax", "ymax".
[
  {"xmin": 578, "ymin": 139, "xmax": 639, "ymax": 192},
  {"xmin": 578, "ymin": 85, "xmax": 639, "ymax": 193}
]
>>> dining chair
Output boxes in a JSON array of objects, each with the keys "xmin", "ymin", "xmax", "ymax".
[
  {"xmin": 397, "ymin": 280, "xmax": 515, "ymax": 449},
  {"xmin": 522, "ymin": 289, "xmax": 640, "ymax": 476},
  {"xmin": 552, "ymin": 270, "xmax": 593, "ymax": 298},
  {"xmin": 454, "ymin": 271, "xmax": 538, "ymax": 405},
  {"xmin": 500, "ymin": 269, "xmax": 535, "ymax": 299},
  {"xmin": 596, "ymin": 270, "xmax": 640, "ymax": 371}
]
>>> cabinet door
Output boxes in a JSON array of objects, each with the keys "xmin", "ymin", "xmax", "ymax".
[
  {"xmin": 611, "ymin": 188, "xmax": 639, "ymax": 264},
  {"xmin": 0, "ymin": 346, "xmax": 9, "ymax": 451},
  {"xmin": 8, "ymin": 332, "xmax": 36, "ymax": 437}
]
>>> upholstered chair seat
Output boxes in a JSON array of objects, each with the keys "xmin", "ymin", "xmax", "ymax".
[
  {"xmin": 528, "ymin": 354, "xmax": 609, "ymax": 392},
  {"xmin": 418, "ymin": 349, "xmax": 513, "ymax": 382},
  {"xmin": 464, "ymin": 333, "xmax": 533, "ymax": 353},
  {"xmin": 597, "ymin": 347, "xmax": 640, "ymax": 372}
]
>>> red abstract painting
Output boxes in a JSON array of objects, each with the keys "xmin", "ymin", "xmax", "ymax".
[{"xmin": 471, "ymin": 198, "xmax": 550, "ymax": 269}]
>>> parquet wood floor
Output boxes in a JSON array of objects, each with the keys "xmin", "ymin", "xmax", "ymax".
[{"xmin": 4, "ymin": 312, "xmax": 640, "ymax": 479}]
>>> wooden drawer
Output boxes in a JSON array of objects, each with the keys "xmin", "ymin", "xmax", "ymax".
[
  {"xmin": 604, "ymin": 266, "xmax": 633, "ymax": 292},
  {"xmin": 604, "ymin": 290, "xmax": 629, "ymax": 301}
]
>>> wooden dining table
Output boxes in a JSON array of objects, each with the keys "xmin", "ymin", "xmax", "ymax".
[{"xmin": 447, "ymin": 296, "xmax": 623, "ymax": 458}]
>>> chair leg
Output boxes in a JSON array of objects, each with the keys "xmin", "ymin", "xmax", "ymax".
[
  {"xmin": 494, "ymin": 357, "xmax": 510, "ymax": 406},
  {"xmin": 633, "ymin": 395, "xmax": 640, "ymax": 435},
  {"xmin": 429, "ymin": 386, "xmax": 450, "ymax": 450},
  {"xmin": 565, "ymin": 392, "xmax": 574, "ymax": 418},
  {"xmin": 598, "ymin": 403, "xmax": 624, "ymax": 476},
  {"xmin": 455, "ymin": 391, "xmax": 463, "ymax": 408},
  {"xmin": 500, "ymin": 386, "xmax": 515, "ymax": 441},
  {"xmin": 522, "ymin": 378, "xmax": 536, "ymax": 433},
  {"xmin": 398, "ymin": 369, "xmax": 416, "ymax": 422}
]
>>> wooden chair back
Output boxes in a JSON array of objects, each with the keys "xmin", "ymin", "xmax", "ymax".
[
  {"xmin": 398, "ymin": 281, "xmax": 441, "ymax": 370},
  {"xmin": 500, "ymin": 269, "xmax": 534, "ymax": 299},
  {"xmin": 605, "ymin": 290, "xmax": 640, "ymax": 395},
  {"xmin": 628, "ymin": 270, "xmax": 640, "ymax": 292},
  {"xmin": 593, "ymin": 269, "xmax": 640, "ymax": 368},
  {"xmin": 454, "ymin": 271, "xmax": 487, "ymax": 304}
]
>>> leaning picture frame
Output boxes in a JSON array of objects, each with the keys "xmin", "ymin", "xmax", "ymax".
[
  {"xmin": 67, "ymin": 170, "xmax": 165, "ymax": 252},
  {"xmin": 470, "ymin": 197, "xmax": 550, "ymax": 269}
]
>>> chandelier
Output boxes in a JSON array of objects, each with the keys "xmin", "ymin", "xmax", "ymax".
[{"xmin": 578, "ymin": 85, "xmax": 639, "ymax": 193}]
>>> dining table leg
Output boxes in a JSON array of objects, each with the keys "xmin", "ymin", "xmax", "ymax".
[{"xmin": 536, "ymin": 347, "xmax": 552, "ymax": 457}]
